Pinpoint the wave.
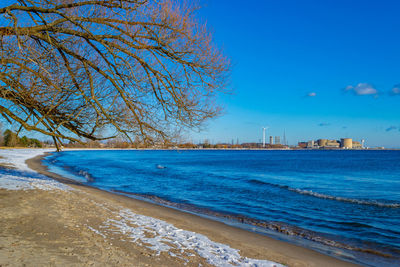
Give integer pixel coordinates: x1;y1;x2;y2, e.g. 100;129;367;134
51;163;94;183
111;189;398;259
249;179;400;208
76;169;94;182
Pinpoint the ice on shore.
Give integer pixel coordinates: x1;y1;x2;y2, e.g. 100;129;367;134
0;173;71;191
101;208;285;267
0;149;51;171
0;149;70;191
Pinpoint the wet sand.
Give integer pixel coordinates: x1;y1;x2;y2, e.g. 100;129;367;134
0;152;360;266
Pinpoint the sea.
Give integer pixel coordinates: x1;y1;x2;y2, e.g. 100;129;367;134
43;149;400;266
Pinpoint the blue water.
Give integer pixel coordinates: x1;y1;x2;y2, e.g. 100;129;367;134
44;150;400;266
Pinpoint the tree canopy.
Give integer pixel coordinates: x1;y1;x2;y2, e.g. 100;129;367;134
2;129;42;147
0;0;230;150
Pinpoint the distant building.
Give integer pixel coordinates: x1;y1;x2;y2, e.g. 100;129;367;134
352;141;362;149
316;139;339;148
298;142;307;148
269;136;273;145
307;140;315;148
275;136;281;145
318;139;328;147
341;138;353;149
324;139;340;148
298;137;365;149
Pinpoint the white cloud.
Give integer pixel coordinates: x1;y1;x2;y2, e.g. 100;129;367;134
307;92;316;97
345;83;378;96
391;85;400;95
345;85;354;91
354;83;377;95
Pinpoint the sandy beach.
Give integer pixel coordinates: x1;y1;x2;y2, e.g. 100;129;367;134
0;149;360;266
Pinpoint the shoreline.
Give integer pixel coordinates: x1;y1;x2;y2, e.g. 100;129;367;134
2;146;399;151
22;151;360;266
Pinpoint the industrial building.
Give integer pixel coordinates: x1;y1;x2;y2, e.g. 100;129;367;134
299;138;365;149
275;136;281;145
341;138;352;149
352;141;362;149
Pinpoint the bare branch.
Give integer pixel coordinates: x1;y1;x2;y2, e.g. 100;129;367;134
0;0;230;148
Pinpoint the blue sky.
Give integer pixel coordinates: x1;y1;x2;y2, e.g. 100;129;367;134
188;0;400;148
1;1;399;147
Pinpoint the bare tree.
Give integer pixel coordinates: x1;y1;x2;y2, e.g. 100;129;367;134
0;0;230;150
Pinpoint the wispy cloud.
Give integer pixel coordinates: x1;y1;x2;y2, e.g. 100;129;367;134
345;83;378;96
306;92;317;97
318;123;330;127
386;126;397;132
390;84;400;96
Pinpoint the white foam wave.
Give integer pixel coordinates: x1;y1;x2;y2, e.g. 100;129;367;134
289;188;400;208
250;178;400;208
99;208;285;267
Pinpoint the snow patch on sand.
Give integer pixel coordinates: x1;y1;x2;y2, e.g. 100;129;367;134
0;149;51;171
0;149;70;191
100;208;285;267
0;173;71;191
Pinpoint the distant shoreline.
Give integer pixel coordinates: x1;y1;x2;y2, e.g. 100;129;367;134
1;146;398;151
